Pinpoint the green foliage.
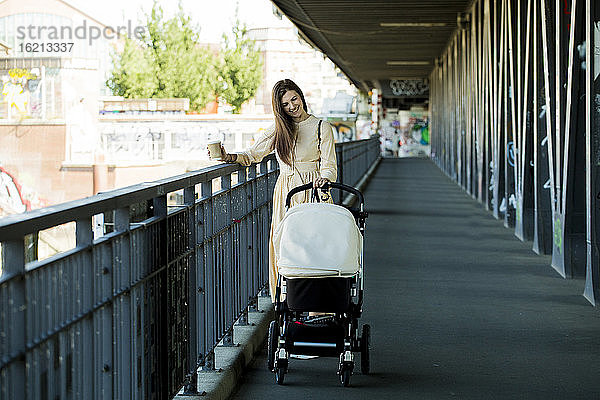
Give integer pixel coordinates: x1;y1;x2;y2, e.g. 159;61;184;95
107;2;219;111
107;2;263;113
106;37;157;98
218;21;263;113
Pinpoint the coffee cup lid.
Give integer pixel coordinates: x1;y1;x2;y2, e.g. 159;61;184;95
207;140;221;144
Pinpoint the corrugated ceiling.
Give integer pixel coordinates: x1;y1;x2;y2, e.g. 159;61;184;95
271;0;473;91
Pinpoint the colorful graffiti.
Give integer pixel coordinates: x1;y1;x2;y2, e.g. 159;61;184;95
330;121;356;142
1;68;40;120
0;166;48;216
0;166;29;215
554;216;563;253
389;80;429;96
507;141;516;167
380;117;430;157
2;80;28;113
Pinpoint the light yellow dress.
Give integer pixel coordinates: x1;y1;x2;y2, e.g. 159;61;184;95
234;115;337;301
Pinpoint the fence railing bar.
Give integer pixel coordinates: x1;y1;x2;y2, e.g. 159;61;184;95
0;158;274;240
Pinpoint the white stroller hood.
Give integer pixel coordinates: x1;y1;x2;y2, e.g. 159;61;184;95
273;202;362;278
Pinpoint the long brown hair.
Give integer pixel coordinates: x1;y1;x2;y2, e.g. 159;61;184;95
271;79;308;166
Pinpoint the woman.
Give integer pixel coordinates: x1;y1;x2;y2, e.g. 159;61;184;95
219;79;337;301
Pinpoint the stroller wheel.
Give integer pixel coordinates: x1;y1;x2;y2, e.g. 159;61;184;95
275;366;286;385
360;324;371;374
267;321;277;371
340;368;351;387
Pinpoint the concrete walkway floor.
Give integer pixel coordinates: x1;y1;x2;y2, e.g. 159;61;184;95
230;158;600;400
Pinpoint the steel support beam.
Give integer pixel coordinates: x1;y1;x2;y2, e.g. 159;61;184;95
532;0;554;254
584;0;600;304
431;0;595;302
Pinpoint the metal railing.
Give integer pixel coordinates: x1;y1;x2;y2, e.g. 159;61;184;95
334;135;381;204
0;135;380;400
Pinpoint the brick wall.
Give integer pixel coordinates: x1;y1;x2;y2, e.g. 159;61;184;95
0;124;93;209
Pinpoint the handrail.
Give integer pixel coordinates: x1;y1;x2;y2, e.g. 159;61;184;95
0;162;244;240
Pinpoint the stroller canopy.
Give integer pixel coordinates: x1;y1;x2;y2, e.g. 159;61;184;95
273;203;362;278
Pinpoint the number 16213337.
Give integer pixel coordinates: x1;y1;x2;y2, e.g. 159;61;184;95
19;42;74;53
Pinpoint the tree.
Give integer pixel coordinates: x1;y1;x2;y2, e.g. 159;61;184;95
219;21;263;113
106;37;157;98
106;2;219;111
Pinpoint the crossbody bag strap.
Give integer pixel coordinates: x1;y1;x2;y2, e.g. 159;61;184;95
316;120;330;201
317;120;323;172
318;120;322;153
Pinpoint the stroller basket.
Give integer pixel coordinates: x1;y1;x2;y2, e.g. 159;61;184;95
286;277;353;312
286;320;345;357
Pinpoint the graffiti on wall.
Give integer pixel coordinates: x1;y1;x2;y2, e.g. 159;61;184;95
0;166;49;216
389;80;429;97
330;121;356;142
507;141;516;167
99;119;273;163
0;68;41;120
0;166;29;215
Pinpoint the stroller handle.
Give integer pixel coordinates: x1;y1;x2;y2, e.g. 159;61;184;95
285;182;365;208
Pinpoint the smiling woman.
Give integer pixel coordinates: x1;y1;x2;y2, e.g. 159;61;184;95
215;79;338;301
280;90;307;121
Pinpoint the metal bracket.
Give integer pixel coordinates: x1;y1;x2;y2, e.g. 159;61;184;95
220;330;239;347
182;372;200;395
237;309;249;326
200;351;215;371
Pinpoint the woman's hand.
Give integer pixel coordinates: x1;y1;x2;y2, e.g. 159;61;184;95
313;177;330;188
206;145;236;162
218;145;227;161
220;146;238;163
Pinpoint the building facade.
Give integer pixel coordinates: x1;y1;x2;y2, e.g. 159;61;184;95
0;0;123;213
248;25;357;116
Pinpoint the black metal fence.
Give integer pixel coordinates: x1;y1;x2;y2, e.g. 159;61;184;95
334;136;381;204
0;135;380;400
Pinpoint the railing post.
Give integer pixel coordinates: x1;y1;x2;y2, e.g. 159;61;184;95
76;218;94;399
583;0;600;305
2;239;26;400
76;218;93;245
336;144;344;204
247;165;258;304
237;167;248;316
221;174;233;346
183;186;199;395
113;207;132;399
339;145;345;186
260;161;269;289
200;179;214;371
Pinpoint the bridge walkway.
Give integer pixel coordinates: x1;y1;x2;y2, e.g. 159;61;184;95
230;158;600;400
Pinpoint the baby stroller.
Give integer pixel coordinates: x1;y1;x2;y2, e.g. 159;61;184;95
268;182;370;387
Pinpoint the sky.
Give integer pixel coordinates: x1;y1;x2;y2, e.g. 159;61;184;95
64;0;288;43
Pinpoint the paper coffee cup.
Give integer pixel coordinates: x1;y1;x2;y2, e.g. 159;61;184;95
207;140;222;159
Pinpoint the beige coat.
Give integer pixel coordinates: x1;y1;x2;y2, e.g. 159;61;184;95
235;115;337;300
